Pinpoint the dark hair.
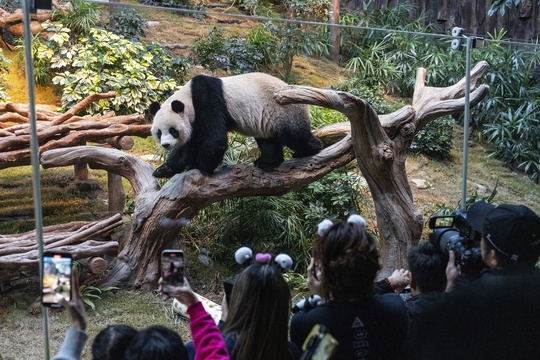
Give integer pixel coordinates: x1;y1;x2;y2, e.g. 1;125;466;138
313;220;380;302
223;262;293;360
407;242;446;293
122;325;187;360
92;324;137;360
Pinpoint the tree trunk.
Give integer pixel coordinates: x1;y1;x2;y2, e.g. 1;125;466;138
38;62;489;288
274;61;489;276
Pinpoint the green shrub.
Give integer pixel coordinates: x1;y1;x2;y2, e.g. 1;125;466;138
0;48;10;102
33;23;189;115
257;0;329;81
410;116;455;160
483;102;540;181
309;106;348;129
246;25;277;67
190;27;264;74
108;6;149;41
468;30;540;127
330;79;397;115
53;0;101;37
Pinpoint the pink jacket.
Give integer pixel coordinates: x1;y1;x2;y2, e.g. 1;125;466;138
187;301;229;360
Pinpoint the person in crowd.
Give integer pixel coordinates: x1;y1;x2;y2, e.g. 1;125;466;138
92;325;137;360
187;253;300;360
121;324;187;360
410;265;540;360
53;267;229;360
405;241;446;326
402;241;446;358
374;267;410;294
408;201;540;360
222;256;300;360
372;241;446;328
51;266;88;360
290;215;408;360
446;201;540;291
158;276;229;360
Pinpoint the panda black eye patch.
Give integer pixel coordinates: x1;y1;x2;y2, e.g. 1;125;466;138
169;127;179;139
157;129;162;139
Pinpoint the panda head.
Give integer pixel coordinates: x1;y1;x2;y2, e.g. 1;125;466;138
150;94;194;150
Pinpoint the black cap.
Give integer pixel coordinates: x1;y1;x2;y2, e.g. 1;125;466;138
468;201;540;263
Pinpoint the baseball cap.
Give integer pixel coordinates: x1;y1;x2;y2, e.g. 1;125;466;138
467;201;540;263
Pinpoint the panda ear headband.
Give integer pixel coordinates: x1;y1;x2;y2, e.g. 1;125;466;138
233;246;293;272
317;214;367;237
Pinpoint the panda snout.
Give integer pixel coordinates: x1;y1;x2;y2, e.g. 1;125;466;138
162;142;172;149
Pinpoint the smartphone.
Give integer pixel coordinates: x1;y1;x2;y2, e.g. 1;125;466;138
223;279;234;304
161;250;185;294
300;324;339;360
223;271;242;304
41;251;72;307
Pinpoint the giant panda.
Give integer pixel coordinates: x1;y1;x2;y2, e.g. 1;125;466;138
149;72;322;177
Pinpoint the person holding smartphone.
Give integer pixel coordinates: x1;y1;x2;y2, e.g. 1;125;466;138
51;262;229;360
51;265;88;360
157;275;230;360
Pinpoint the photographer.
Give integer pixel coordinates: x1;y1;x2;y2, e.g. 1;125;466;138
408;202;540;360
445;201;540;291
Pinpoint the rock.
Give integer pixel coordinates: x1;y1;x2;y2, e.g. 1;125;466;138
476;184;488;194
411;178;429;189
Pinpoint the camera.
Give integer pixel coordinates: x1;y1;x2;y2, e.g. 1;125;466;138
428;209;485;278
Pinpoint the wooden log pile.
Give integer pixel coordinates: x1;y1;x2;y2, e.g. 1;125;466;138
0;92;153;283
0;213;123;282
0;92;151;169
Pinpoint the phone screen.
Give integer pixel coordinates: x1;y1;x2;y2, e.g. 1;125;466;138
161;250;185;294
42;251;72;307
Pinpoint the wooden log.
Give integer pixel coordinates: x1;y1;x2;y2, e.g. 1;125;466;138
0;240;118;282
108;172;125;215
0;215;122;256
51;92;117;125
78;257;109;275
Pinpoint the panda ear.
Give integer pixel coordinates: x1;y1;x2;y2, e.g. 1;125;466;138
149;102;161;116
171;100;185;113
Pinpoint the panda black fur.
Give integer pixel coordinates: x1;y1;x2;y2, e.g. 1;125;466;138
150;72;322;177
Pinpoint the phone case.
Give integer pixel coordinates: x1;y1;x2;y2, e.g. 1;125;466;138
41;251;72;307
161;250;185;293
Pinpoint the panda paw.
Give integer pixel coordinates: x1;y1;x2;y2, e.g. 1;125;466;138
153;164;176;178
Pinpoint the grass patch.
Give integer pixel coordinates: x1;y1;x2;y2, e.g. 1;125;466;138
2;48;62;106
0;166;110;234
0;283;192;360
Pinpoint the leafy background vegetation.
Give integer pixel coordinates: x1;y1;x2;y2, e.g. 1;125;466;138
0;1;539;358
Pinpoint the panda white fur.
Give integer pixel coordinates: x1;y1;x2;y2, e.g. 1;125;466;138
149;72;322;177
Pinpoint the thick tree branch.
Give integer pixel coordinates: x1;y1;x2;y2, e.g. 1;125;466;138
412;61;490;130
41;146;158;195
